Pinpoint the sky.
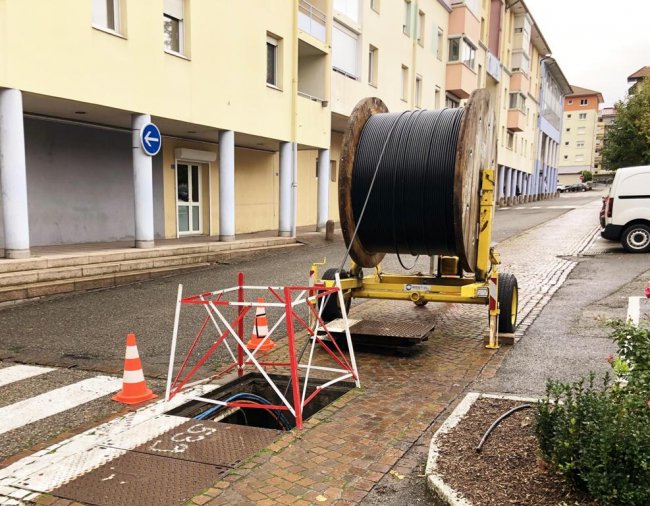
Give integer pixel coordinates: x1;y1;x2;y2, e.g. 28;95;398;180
524;0;650;107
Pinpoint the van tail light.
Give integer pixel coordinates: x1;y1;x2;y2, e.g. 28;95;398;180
606;197;613;218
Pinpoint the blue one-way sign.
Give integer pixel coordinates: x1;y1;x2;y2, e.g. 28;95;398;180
140;123;161;156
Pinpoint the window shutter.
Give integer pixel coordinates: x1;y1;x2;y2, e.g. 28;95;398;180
164;0;183;19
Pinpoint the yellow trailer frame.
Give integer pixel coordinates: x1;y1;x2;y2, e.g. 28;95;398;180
312;168;508;348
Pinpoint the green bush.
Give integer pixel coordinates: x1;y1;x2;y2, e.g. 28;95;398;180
535;321;650;505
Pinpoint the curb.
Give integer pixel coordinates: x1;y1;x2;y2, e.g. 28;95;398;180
425;392;539;506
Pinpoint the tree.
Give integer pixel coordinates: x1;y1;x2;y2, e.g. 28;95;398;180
602;78;650;170
581;170;592;182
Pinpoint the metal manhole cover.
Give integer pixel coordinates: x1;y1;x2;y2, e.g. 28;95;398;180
134;420;281;468
52;451;228;506
349;320;435;337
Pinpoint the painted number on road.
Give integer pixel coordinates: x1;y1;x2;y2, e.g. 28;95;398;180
148;423;217;454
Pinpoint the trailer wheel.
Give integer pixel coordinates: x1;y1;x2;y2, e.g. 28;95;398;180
498;273;518;333
414;299;429;307
318;268;352;322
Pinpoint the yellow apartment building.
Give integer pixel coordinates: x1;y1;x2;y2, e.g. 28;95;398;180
0;0;334;258
0;0;569;259
558;86;603;185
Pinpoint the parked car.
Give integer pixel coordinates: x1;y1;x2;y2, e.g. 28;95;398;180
601;165;650;253
557;184;569;192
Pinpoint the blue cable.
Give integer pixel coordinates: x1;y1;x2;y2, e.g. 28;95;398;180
194;393;291;430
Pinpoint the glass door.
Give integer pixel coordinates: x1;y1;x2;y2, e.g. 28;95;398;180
176;163;201;234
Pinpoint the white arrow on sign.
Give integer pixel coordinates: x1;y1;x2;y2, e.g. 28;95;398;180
144;130;160;148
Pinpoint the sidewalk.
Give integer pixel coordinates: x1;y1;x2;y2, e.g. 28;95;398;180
184;203;608;504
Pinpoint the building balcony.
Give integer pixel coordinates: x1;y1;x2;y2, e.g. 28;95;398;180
507;109;526;132
509;71;529;93
298;0;327;43
297;94;329;148
486;51;500;82
449;2;480;42
446;62;476;100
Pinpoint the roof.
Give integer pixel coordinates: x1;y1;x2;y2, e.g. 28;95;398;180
628;66;650;81
567;85;604;103
543;58;572;95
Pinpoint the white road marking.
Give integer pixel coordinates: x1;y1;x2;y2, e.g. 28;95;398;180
0;384;218;498
0;376;121;435
0;365;55;388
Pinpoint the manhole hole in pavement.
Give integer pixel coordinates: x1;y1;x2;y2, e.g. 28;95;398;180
167;372;353;431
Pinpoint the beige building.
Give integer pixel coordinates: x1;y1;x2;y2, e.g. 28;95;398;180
0;0;570;259
558;86;603;185
594;106;616;176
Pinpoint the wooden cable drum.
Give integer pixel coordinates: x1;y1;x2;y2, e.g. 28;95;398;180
338;89;496;272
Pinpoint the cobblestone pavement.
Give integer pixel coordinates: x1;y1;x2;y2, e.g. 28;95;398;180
166;202;604;506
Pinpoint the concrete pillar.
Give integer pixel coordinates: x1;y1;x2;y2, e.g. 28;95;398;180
522;174;529;202
316;149;330;232
0;88;30;258
498;165;505;204
219;130;235;241
279;142;293;237
131;114;155;248
505;167;513;205
516;171;523;203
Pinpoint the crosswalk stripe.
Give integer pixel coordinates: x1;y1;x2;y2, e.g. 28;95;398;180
0;365;55;388
0;384;217;497
0;376;122;436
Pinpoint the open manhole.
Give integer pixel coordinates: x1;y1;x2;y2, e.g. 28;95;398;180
167;372;354;431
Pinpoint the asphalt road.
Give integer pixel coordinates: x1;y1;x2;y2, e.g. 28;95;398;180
0;192;600;378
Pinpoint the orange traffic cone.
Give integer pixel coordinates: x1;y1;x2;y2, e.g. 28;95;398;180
246;297;276;352
112;333;157;405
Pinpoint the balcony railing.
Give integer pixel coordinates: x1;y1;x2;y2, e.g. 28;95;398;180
298;0;326;42
486;51;500;82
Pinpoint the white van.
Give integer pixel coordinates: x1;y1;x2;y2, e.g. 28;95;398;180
600;165;650;253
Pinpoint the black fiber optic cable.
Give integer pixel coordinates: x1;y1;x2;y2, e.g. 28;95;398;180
351;107;465;261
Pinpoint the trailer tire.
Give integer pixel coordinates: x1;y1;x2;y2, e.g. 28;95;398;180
318;268;352;322
498;273;518;333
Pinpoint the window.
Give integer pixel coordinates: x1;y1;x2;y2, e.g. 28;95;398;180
415;75;422;107
435;87;441;108
370;0;380;13
508;92;526;111
330;160;338;182
417;10;425;46
580;98;588;105
401;65;409;101
448;37;476;69
445;94;459;108
566;128;570;132
577;126;586;135
163;0;184;54
576;140;585;148
575;154;585;162
368;45;378;86
403;0;413;35
92;0;120;32
436;28;443;60
266;35;280;87
567;114;572;118
563;155;568;160
564;141;569;146
448;38;460;62
506;131;514;150
332;22;359;79
568;99;573;104
579;112;587;120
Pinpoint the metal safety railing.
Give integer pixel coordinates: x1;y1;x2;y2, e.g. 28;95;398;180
298;0;326;42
